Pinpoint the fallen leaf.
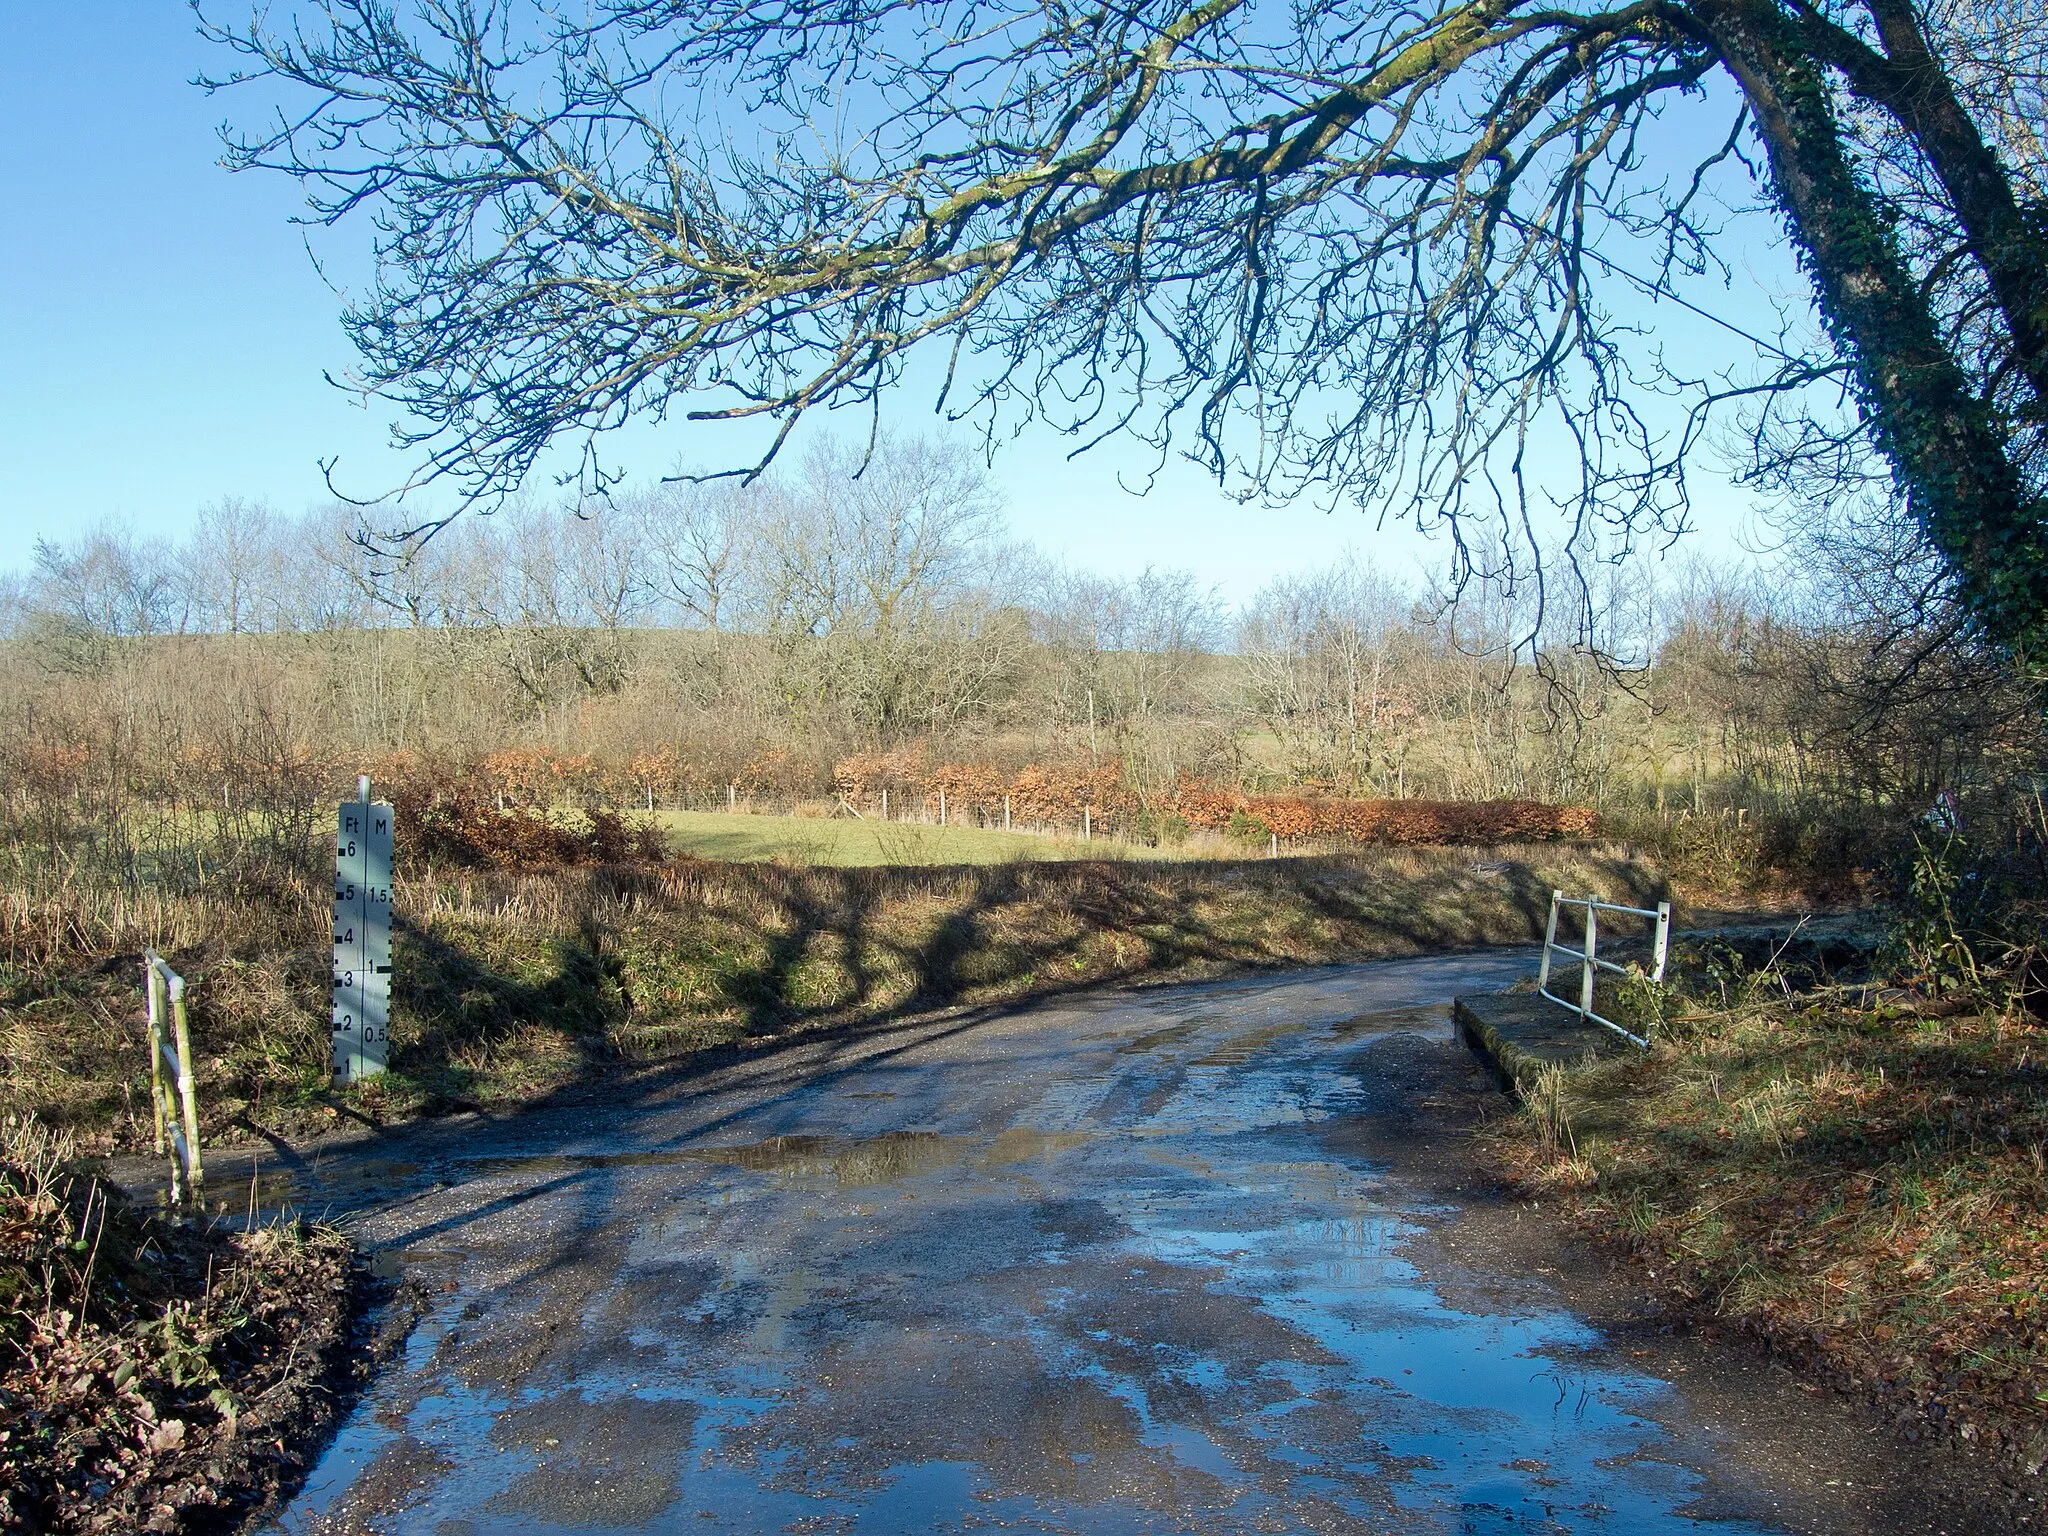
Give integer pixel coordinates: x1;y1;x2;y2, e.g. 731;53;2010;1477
148;1419;188;1453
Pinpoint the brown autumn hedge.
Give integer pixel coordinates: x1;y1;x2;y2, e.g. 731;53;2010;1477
386;779;668;869
1168;788;1600;844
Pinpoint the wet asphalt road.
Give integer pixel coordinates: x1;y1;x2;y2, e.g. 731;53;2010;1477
244;951;1972;1534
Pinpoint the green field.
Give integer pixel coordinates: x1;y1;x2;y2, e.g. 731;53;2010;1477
657;810;1196;866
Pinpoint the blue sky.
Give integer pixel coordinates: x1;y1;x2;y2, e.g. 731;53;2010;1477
1;5;1796;603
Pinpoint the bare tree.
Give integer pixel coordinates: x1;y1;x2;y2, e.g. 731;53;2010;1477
182;497;281;634
628;477;764;631
1240;555;1412;793
403;501;651;713
775;436;1003;635
1034;566;1221;787
27;526;187;671
202;0;2048;659
0;570;28;640
263;507;372;633
703;432;1011;733
1739;483;2037;800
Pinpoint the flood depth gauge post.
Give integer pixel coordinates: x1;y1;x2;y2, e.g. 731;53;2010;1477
333;775;394;1084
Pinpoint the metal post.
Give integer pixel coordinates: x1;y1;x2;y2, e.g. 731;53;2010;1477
1652;900;1672;983
168;972;203;1201
1579;895;1599;1023
333;788;394;1085
1537;889;1560;994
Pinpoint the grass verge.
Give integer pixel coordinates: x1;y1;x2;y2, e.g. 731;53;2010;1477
655;808;1208;865
0;1115;372;1533
6;844;1659;1153
1492;968;2048;1474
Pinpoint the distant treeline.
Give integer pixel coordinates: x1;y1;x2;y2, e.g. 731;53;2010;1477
1;434;2035;901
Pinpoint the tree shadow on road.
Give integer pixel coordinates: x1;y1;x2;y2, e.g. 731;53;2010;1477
363;844;1664;1126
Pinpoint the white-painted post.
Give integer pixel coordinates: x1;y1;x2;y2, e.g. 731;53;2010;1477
146;950;203;1206
145;963;167;1157
144;962;180;1206
1269;832;1278;858
1652;900;1673;983
939;790;946;826
1003;795;1011;831
1578;895;1599;1023
728;782;737;813
168;972;202;1202
1083;807;1091;841
1537;889;1561;993
882;787;889;821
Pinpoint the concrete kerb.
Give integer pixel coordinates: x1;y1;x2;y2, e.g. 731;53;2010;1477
1454;990;1633;1098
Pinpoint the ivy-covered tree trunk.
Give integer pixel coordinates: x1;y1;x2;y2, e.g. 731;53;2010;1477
1695;0;2048;660
1784;0;2048;418
1849;0;2048;420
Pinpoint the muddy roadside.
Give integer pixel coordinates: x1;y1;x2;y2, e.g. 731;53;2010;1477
1324;1025;2046;1536
0;1119;424;1536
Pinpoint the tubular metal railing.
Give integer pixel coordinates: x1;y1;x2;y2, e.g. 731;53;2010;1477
144;949;204;1206
1536;891;1673;1049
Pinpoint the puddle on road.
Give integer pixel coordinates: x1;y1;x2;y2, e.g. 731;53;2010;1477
689;1129;973;1186
1187;1022;1295;1070
1330;1002;1452;1040
453;1130;990;1188
268;965;1785;1536
243;1127;1102;1233
1116;1017;1215;1054
131;1157;426;1222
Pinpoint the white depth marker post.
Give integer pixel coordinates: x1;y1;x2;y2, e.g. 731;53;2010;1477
333;775;394;1085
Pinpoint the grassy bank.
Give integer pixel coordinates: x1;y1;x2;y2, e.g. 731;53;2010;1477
5;844;1660;1153
1496;967;2048;1473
